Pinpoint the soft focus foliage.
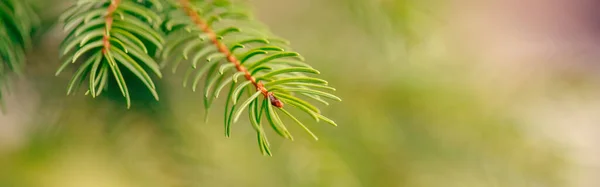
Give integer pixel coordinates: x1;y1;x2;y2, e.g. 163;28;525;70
0;0;39;109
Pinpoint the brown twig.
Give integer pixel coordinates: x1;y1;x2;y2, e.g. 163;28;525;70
179;0;283;108
102;0;120;54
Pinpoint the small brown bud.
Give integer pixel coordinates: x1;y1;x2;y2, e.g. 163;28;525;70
268;93;284;108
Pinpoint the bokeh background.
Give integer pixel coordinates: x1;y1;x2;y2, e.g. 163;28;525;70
2;0;600;186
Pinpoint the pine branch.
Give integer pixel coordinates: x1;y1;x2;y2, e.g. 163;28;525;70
57;0;164;108
163;0;341;155
0;0;39;111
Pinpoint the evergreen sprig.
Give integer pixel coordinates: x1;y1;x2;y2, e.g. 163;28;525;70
0;0;343;155
162;0;341;155
57;0;164;108
0;0;39;109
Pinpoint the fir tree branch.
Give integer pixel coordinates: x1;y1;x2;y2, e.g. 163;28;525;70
57;0;164;108
163;0;341;155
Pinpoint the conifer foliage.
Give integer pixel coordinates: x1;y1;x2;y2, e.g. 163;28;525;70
162;0;341;155
58;0;164;107
2;0;340;155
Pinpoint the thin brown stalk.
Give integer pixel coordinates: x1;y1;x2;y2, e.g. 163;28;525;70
102;0;121;54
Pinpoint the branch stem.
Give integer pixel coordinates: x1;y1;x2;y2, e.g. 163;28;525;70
102;0;120;54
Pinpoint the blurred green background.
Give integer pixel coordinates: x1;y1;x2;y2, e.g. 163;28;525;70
3;0;600;186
